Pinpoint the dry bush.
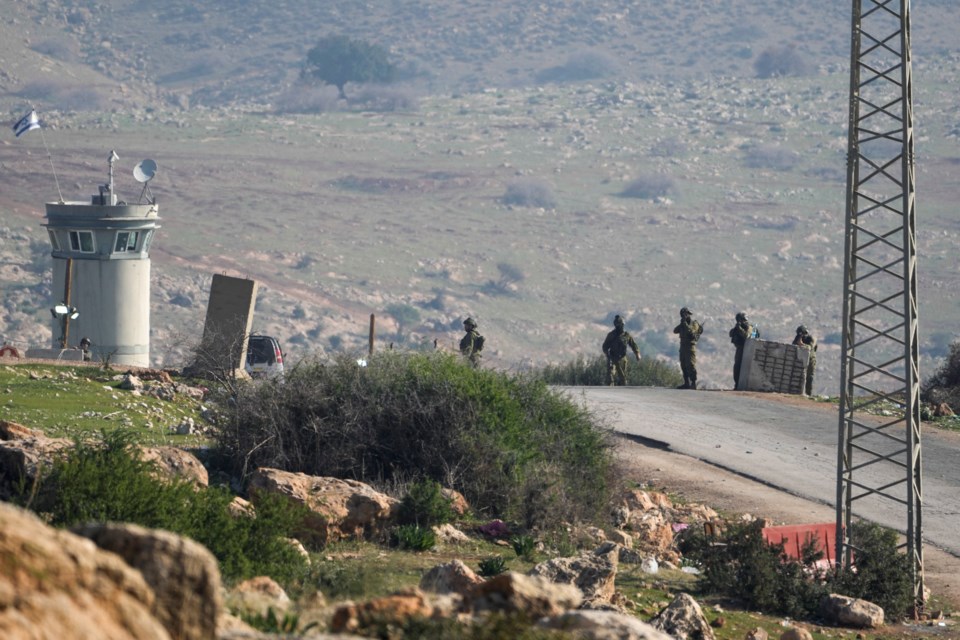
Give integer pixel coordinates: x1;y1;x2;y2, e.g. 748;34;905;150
619;174;676;199
502;179;556;208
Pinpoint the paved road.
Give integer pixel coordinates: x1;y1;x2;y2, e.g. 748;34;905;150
560;387;960;558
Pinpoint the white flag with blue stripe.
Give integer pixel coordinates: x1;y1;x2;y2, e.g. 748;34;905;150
13;110;41;137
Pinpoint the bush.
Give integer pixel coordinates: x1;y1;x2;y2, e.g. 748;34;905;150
535;49;620;84
529;354;683;388
831;522;914;621
754;43;813;78
17;430;309;584
396;479;455;527
510;534;536;560
391;524;437;551
478;555;507;577
619;174;675;200
924;339;960;390
681;520;915;622
502;179;557;208
683;521;828;619
214;351;616;531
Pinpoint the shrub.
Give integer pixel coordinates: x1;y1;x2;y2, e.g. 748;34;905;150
830;522;914;621
529;354;683;388
510;534;536;560
619;174;675;200
683;521;828;619
925;339;960;390
391;524;437;551
478;555;507;577
535;49;620;84
214;351;616;531
754;43;813;79
17;430;308;584
502;179;557;208
396;479;455;527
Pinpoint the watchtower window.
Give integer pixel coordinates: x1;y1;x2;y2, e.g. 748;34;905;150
114;231;140;253
68;231;95;253
48;230;61;251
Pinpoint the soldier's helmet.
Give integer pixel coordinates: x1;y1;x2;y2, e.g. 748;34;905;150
735;312;747;322
463;317;477;330
614;315;624;327
680;307;691;317
796;325;807;334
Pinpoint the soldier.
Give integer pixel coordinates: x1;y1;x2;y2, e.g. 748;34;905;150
728;312;757;390
673;307;704;389
459;317;484;367
792;325;818;396
79;337;92;362
602;315;641;386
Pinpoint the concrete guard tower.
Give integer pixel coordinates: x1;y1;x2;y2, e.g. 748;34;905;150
42;152;161;367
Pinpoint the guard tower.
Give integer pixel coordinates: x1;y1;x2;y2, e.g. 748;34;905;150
42;152;161;367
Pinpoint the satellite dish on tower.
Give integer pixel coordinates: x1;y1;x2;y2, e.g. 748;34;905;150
134;159;157;183
133;159;157;204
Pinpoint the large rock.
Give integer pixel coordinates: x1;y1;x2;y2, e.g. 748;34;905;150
539;610;676;640
139;445;209;488
72;521;222;640
819;593;884;628
528;541;619;607
225;576;291;619
330;587;434;633
0;423;71;499
464;571;582;617
0;501;171;639
649;592;715;640
248;468;398;546
419;559;485;595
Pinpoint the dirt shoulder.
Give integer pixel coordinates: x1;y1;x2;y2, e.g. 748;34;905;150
613;433;960;611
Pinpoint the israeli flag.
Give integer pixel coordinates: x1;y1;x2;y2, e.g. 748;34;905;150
13;110;40;137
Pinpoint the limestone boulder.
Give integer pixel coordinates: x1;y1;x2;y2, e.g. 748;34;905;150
139;445;209;488
0;424;71;499
72;521;222;640
539;609;676;640
248;467;398;546
331;587;434;633
649;592;715;640
779;628;814;640
527;542;619;607
626;510;675;554
464;571;582;617
419;559;485;596
225;576;291;619
819;593;884;628
0;501;170;639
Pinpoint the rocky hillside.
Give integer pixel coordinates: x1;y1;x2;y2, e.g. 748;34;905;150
2;1;959;392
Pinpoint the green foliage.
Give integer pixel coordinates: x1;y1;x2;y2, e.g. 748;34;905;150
302;35;396;98
529;354;683;388
682;520;916;622
17;430;308;584
478;555;507;577
925;339;960;390
510;534;536;560
682;522;828;619
240;608;317;634
396;479;455;527
831;522;915;621
391;524;437;551
215;351;616;531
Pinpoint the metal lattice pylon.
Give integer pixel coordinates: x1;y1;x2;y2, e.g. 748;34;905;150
836;0;922;609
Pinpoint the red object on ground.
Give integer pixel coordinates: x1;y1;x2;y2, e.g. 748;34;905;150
762;522;837;566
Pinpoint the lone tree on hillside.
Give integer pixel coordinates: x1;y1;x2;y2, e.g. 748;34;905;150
302;35;396;99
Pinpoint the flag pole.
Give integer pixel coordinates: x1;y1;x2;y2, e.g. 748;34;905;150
31;106;64;203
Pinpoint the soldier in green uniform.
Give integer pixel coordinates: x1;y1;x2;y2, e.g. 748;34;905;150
459;317;484;367
792;325;818;396
728;312;757;390
673;307;703;389
602;315;641;386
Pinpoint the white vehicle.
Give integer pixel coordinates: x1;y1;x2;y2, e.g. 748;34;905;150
245;335;284;378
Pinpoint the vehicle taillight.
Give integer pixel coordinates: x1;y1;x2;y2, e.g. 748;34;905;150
275;347;283;363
